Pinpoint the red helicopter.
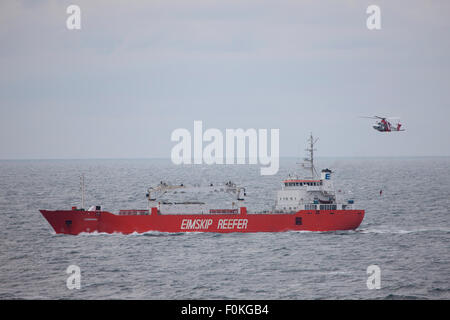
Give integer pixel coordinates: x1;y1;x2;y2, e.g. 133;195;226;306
362;116;405;132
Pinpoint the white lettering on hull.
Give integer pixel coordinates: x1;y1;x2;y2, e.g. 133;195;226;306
217;218;248;230
180;219;248;230
181;219;213;230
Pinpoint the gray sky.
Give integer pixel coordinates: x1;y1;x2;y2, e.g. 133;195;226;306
1;0;449;159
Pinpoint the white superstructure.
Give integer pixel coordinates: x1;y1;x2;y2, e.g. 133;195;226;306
273;134;354;213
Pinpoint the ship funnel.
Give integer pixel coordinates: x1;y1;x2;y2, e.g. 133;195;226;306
321;168;334;191
321;169;332;180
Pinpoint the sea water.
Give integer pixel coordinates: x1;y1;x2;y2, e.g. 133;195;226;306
0;157;448;299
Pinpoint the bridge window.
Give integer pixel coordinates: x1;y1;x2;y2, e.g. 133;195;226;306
319;204;338;210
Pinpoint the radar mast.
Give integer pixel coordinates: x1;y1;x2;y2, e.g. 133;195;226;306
302;133;319;179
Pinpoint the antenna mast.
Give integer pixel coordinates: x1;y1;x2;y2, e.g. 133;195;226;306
302;133;319;179
80;174;85;209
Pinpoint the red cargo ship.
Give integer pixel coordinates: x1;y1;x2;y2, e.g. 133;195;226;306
40;135;364;234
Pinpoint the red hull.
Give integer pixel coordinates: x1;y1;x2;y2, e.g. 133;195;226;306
39;208;364;235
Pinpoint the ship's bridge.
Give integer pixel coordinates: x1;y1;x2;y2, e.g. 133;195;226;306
274;169;339;213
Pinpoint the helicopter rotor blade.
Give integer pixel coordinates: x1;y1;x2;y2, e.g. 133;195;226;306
360;116;384;120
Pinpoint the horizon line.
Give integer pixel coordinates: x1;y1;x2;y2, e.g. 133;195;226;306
0;155;449;161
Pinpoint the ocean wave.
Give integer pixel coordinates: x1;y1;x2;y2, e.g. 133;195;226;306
357;228;450;235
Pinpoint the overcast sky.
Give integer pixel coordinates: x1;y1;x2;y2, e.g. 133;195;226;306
1;0;449;159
